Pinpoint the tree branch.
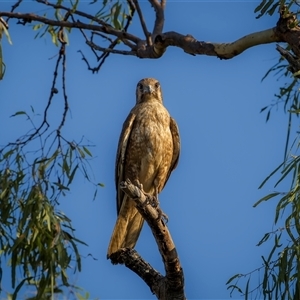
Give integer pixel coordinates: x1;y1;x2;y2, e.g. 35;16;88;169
212;28;281;59
132;0;152;45
109;179;185;300
149;0;165;37
274;5;300;58
133;28;281;59
1;5;299;63
86;40;136;56
276;44;300;77
0;11;140;43
36;0;111;27
114;248;165;294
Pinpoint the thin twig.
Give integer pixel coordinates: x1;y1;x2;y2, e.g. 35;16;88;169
36;0;108;27
7;0;23;22
57;44;69;135
77;50;99;73
92;31;114;43
86;40;136;56
132;0;152;45
37;0;138;47
8;49;63;147
74;0;136;72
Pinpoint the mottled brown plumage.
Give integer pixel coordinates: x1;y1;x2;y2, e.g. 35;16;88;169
107;78;180;259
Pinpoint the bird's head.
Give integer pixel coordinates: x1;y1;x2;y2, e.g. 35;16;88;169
136;78;163;104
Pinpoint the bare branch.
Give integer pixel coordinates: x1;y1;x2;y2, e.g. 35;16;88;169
7;0;23;22
86;40;136;56
122;38;137;50
57;44;69;135
7;43;70;149
92;31;114;44
114;248;165;294
11;0;23;11
149;28;282;59
0;11;140;43
149;0;165;37
212;28;281;59
132;0;152;45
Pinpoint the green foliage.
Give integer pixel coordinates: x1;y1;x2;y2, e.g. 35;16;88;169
0;17;12;80
227;3;300;298
31;0;130;46
260;43;300;160
0;107;100;299
227;103;300;299
92;0;132;30
254;0;298;18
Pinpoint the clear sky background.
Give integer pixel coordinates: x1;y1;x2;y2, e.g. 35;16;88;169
0;1;295;299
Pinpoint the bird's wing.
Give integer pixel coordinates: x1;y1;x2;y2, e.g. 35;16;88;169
115;111;136;214
162;116;180;190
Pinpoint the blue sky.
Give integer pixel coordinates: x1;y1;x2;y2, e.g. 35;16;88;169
0;1;294;299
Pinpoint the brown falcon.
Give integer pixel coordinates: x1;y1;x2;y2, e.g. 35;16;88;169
107;78;180;259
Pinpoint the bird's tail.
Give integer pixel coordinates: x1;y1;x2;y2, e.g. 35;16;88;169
107;196;144;259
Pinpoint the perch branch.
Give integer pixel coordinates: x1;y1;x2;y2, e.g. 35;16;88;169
114;179;185;300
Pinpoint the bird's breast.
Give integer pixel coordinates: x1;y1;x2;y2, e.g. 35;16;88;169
133;104;171;152
125;102;173;193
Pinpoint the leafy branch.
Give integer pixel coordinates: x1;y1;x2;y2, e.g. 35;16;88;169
227;132;300;299
0;32;101;299
2;0;299;71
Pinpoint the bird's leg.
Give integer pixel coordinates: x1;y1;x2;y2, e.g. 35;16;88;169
133;180;155;207
134;180;168;223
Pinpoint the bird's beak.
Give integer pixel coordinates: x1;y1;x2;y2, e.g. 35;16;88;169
143;84;154;94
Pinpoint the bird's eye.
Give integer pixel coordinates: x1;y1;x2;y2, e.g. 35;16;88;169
155;82;160;89
138;83;143;90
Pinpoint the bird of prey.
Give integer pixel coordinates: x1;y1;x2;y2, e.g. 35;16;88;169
107;78;180;259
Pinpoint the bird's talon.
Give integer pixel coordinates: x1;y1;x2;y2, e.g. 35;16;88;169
162;212;169;223
156;208;168;223
150;196;159;207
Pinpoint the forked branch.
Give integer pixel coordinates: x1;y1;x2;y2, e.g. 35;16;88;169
149;0;165;38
